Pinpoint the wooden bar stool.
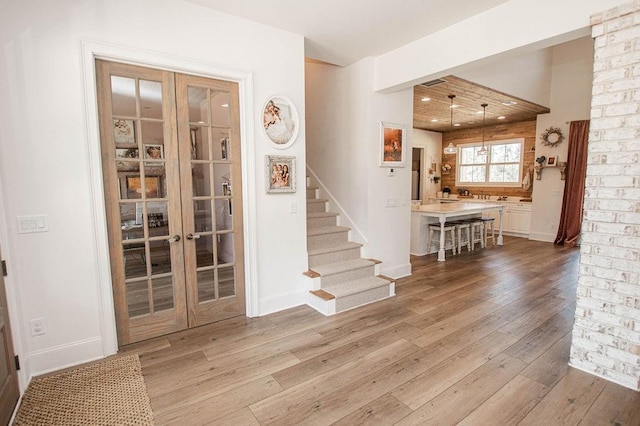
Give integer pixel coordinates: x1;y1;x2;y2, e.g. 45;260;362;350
449;220;471;254
466;219;485;250
427;222;457;256
480;217;496;246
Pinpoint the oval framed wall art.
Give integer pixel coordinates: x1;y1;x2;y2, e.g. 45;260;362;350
261;95;299;149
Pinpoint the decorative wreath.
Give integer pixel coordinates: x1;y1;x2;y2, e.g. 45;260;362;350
541;126;564;147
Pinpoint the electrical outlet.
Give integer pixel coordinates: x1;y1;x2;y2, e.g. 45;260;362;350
30;318;46;336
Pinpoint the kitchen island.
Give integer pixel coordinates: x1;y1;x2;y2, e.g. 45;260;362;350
410;202;505;261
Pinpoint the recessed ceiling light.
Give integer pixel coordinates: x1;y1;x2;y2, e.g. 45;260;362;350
421;97;431;102
476;110;484;114
501;101;517;106
497;116;506;120
221;103;229;108
430;119;438;122
450;104;459;109
454;123;461;127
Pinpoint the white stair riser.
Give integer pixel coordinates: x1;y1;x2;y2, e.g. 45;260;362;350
307;200;327;214
335;284;394;313
306;188;317;199
320;265;375;287
307;231;349;249
307;293;336;316
309;247;362;267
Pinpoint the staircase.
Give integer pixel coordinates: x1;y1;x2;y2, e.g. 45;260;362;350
305;177;395;315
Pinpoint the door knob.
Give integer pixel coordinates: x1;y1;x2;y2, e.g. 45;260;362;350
186;233;201;240
167;235;181;243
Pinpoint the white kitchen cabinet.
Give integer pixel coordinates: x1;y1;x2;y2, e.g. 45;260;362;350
508;203;532;235
482;202;531;237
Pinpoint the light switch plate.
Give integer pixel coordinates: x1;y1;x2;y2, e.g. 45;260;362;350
17;215;49;234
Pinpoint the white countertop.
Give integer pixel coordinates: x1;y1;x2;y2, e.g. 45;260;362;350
412;202;504;214
427;197;531;204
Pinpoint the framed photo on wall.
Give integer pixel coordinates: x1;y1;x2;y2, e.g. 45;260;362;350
126;176;161;199
113;119;135;144
380;122;406;167
266;155;296;193
546;156;557;167
262;95;299;149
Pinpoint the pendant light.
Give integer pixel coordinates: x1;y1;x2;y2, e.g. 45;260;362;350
443;94;457;155
477;103;488;156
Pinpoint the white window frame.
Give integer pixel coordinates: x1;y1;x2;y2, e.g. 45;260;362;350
455;137;524;187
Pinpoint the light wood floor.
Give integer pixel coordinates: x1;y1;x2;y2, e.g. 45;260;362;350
122;236;640;425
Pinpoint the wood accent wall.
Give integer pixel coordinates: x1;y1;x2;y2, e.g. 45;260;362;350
441;120;536;199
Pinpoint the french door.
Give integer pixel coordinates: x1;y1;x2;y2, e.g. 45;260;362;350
0;246;19;425
96;60;245;345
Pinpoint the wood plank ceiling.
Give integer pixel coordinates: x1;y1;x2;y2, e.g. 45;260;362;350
413;75;550;133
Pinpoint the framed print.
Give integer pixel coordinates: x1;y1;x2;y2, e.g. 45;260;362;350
266;155;296;193
221;137;229;160
114;119;135;144
262;95;299;149
546;156;557;167
190;128;197;159
144;144;164;160
126;176;160;199
115;147;140;172
380;122;406;167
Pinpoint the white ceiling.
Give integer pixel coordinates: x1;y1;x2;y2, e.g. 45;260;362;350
184;0;510;66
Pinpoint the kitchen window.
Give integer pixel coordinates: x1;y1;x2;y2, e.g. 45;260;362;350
456;138;524;186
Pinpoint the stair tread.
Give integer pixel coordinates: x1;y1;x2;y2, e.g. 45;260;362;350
307;211;338;219
322;276;394;298
308;241;362;256
307;225;350;237
307;198;328;204
311;258;374;276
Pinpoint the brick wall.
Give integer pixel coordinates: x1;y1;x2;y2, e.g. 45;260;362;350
570;1;640;390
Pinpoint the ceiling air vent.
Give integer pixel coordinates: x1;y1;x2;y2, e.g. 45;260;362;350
419;78;447;87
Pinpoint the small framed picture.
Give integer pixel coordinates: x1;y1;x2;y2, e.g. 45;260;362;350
144;144;164;160
114;119;135;144
126;176;160;199
190;128;198;159
221;137;229;160
546;156;557;167
222;182;231;196
380;122;406;167
266;155;296;193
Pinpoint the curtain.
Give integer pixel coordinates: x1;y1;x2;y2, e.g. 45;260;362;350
554;120;590;246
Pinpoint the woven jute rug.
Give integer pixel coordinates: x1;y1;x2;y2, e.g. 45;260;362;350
13;354;154;425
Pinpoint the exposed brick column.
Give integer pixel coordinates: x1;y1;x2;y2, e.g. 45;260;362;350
570;1;640;390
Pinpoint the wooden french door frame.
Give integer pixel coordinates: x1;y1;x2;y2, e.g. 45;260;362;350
0;244;19;425
96;60;246;345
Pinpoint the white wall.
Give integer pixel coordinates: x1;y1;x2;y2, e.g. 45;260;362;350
457;48;554;108
530;37;595;241
411;129;443;202
0;0;308;385
374;0;626;92
306;58;413;278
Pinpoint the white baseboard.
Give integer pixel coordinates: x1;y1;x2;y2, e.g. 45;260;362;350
528;232;556;242
381;262;412;279
24;336;105;382
258;289;307;317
